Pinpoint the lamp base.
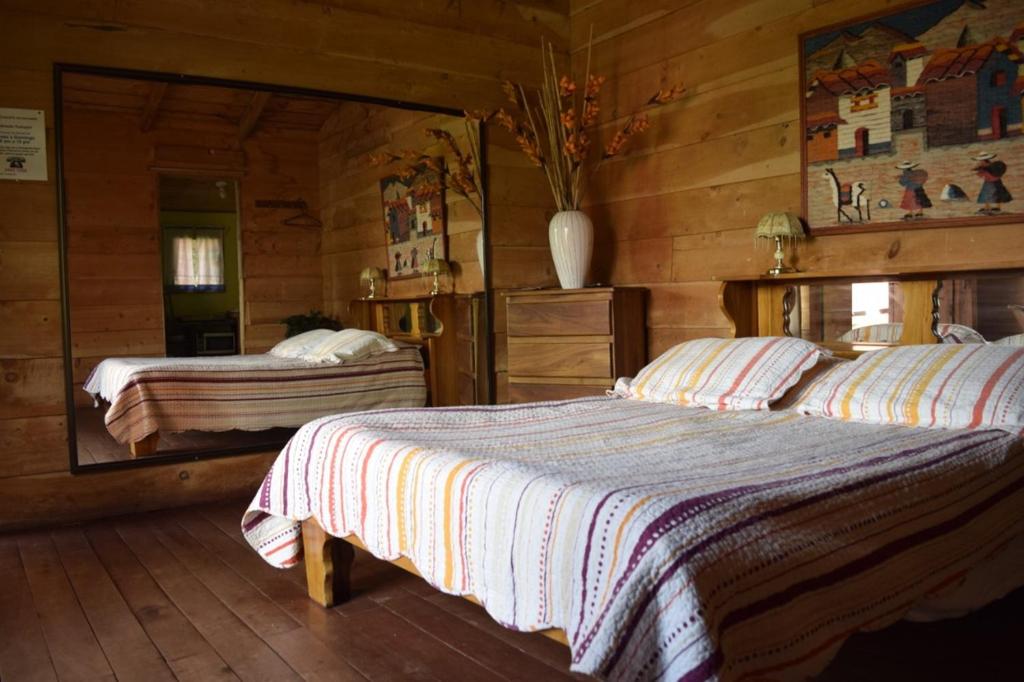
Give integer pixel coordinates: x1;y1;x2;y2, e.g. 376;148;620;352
766;236;798;277
766;265;797;277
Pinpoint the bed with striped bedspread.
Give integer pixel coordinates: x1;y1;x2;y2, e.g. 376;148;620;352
243;396;1024;681
85;346;425;445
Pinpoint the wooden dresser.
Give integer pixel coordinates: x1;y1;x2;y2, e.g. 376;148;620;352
505;287;646;403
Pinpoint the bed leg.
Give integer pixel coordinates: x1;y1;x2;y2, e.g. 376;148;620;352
129;431;160;457
301;518;354;607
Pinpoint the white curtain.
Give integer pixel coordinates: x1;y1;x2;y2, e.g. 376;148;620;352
172;234;225;290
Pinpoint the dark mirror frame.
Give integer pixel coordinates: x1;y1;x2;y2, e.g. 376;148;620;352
56;63;494;474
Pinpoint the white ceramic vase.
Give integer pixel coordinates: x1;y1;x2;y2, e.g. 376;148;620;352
548;210;593;289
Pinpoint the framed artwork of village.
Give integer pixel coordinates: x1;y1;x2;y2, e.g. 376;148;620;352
380;160;447;279
800;0;1023;234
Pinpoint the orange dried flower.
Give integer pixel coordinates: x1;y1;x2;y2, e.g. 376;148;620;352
626;114;650;135
464;109;493;122
495;109;517;133
559;75;577;98
367;151;401;166
560;109;576;130
563;131;590;163
603;114;650;159
647;83;686;106
501;81;519;106
581;99;600;127
584;74;606;98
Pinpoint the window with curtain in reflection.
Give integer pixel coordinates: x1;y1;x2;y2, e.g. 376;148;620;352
170;231;225;292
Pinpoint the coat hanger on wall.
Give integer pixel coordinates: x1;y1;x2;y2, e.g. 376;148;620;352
254;198;323;228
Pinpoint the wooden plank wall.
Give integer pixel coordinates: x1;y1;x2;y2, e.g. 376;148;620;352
318;105;485;322
571;0;1024;359
0;0;569;529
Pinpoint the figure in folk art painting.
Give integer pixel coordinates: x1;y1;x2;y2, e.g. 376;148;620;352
896;161;931;220
973;152;1013;214
823;168;871;223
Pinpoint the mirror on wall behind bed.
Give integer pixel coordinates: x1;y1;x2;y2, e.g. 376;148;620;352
791;272;1024;348
57;65;490;472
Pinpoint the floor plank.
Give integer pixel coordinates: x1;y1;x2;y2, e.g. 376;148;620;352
424;591;578;675
17;533;116;681
382;591;578;681
115;519;303;681
174;510;443;680
84;525;240;682
153;515;367;681
50;527;177;682
174;508;505;680
0;536;59;682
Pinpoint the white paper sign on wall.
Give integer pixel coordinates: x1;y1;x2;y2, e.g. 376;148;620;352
0;108;48;182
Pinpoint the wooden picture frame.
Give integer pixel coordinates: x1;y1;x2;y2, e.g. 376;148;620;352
799;0;1024;235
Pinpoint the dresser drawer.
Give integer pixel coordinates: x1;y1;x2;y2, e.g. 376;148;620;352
507;341;612;378
507;299;611;336
509;382;610;403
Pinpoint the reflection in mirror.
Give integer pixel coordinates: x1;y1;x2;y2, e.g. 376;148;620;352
797;281;906;345
60;67;488;471
937;273;1024;345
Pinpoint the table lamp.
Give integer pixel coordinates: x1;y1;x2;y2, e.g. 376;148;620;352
359;266;385;299
755;212;805;276
424;258;450;296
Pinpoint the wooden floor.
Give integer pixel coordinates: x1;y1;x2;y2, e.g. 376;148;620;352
75;407;294;465
1;501;1021;681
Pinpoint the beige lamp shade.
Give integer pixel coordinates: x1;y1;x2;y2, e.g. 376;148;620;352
359;266;385;282
423;258;450;275
755;212;804;240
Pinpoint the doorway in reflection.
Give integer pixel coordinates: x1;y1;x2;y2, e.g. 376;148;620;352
160;176;241;357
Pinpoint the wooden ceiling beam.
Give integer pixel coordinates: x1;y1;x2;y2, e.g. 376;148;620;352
139;81;168;132
238;91;272;143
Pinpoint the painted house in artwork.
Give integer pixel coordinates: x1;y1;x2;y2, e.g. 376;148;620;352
920;37;1022;146
889;43;928;132
805;57;892;160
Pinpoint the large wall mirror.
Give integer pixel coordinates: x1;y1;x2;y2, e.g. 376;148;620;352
58;65;490;472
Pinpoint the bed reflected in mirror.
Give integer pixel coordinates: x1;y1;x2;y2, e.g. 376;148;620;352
936;272;1024;346
792;273;1024;349
795;280;906;346
59;66;487;471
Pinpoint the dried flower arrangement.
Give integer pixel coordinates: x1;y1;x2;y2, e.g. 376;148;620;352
368;112;490;216
495;32;685;211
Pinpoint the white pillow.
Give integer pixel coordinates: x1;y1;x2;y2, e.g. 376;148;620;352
616;336;828;410
268;329;337;359
302;329;398;364
795;344;1024;433
838;322;985;344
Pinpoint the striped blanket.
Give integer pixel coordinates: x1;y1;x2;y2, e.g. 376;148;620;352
242;397;1024;681
85;347;425;445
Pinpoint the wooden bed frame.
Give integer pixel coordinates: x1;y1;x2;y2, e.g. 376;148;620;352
129;431;160;457
299;517;570;646
296;269;1022;648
